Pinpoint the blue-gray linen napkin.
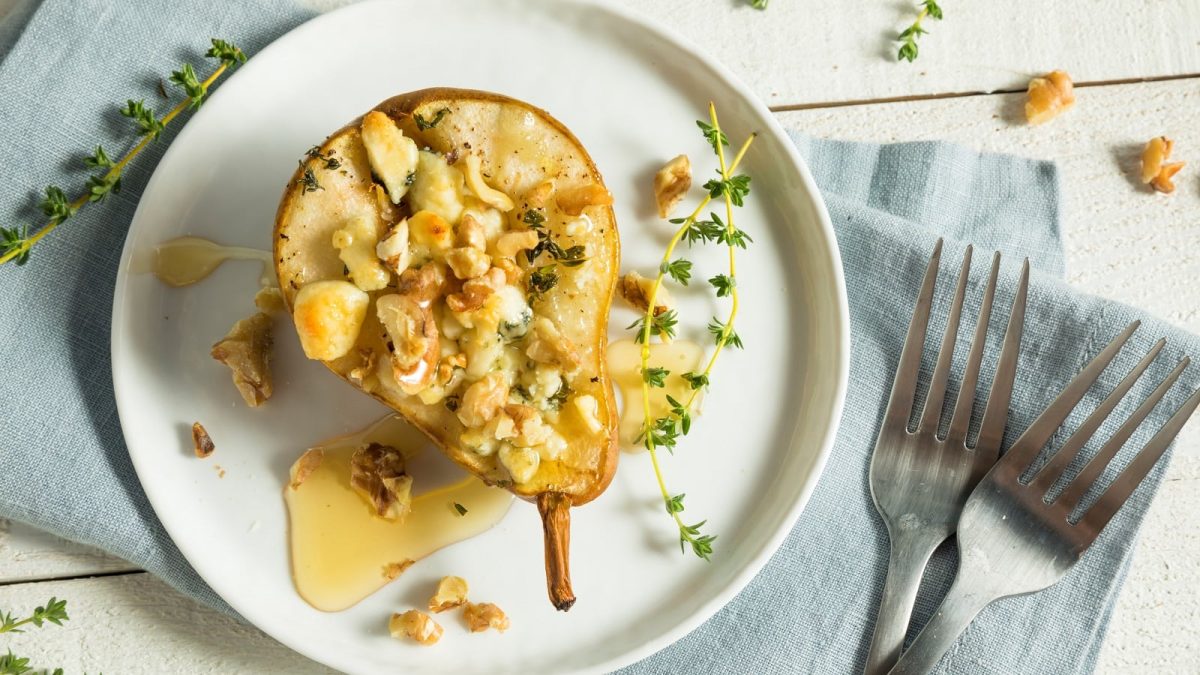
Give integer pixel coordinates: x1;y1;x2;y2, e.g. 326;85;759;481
1;2;1196;674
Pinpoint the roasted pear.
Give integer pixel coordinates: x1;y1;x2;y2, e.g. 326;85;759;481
274;89;620;610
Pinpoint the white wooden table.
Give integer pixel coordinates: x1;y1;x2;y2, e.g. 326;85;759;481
2;0;1198;672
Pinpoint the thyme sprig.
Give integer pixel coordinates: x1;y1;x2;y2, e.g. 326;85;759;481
0;598;68;675
897;0;943;62
634;103;756;561
0;38;247;267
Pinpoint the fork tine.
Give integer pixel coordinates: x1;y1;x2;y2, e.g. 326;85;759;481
1077;383;1200;536
1056;356;1189;512
883;239;943;431
946;252;1000;444
973;259;1030;455
1029;339;1166;493
917;246;972;434
1000;321;1141;471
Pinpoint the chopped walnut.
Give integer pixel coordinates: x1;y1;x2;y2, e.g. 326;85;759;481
211;311;274;407
428;576;469;613
653;154;692;218
382;560;413;580
618;271;672;317
526;179;555;208
457;372;510;428
458;213;488;250
192;422;215;458
373;183;401;224
436;353;467;385
389;610;443;646
445;246;492;280
376;219;412;276
447;267;505;312
1025;70;1075;125
504;403;552;446
349;442;413;521
556;183;613;216
377;293;439;394
1141;136;1186;194
253;287;286;315
395;263;447;305
288;448;323;489
494;230;540;258
493;256;523;285
463;602;510;633
347;348;378;387
525;317;581;372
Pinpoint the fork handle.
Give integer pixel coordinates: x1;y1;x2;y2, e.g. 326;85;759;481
863;530;943;675
888;574;995;675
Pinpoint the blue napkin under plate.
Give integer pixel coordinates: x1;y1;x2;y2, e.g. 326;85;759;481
2;2;1196;673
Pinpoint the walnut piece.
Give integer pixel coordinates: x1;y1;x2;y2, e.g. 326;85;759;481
376;293;439;394
349;442;413;521
395;263;447;305
555;183;613;216
1025;70;1075;125
525;316;581;373
446;267;505;313
428;576;469;613
494;230;540;258
462;602;510;633
457;372;510;428
618;271;672;317
210;311;274;407
191;422;215;458
288;448;324;490
653;154;692;218
253;287;285;315
382;560;413;580
389;610;442;646
1141;136;1186;194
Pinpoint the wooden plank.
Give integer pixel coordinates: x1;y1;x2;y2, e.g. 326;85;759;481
302;0;1200;108
0;573;336;674
0;519;136;584
777;77;1200;673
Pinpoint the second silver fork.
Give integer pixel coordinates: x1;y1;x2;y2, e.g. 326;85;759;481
864;241;1029;675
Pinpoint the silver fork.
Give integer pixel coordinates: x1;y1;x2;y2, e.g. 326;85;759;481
891;322;1200;674
864;240;1029;675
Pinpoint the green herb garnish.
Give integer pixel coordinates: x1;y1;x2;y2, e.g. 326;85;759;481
414;107;450;130
897;0;943;62
0;38;247;267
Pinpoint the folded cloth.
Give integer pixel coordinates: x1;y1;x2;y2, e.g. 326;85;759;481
0;2;1195;673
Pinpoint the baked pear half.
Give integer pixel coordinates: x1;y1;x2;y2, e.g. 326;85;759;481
274;89;620;611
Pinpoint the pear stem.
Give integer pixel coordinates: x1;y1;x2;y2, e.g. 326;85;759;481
537;491;575;611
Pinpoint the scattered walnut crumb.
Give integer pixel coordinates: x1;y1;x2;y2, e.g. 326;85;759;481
1024;70;1075;125
211;311;274;407
389;610;443;646
1141;136;1186;194
428;576;469;613
213;464;226;479
288;448;324;490
253;286;286;315
191;422;215;458
382;560;414;580
653;154;692;218
349;443;413;521
462;602;509;633
619;271;672;316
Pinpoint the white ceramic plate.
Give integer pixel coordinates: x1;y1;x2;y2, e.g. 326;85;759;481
110;1;849;672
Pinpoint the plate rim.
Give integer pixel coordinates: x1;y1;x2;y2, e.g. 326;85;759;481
109;0;851;671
